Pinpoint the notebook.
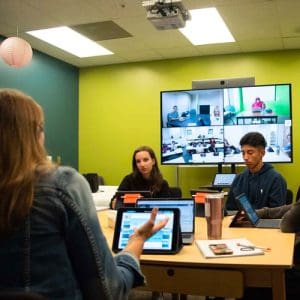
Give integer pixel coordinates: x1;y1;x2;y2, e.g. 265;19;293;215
196;238;265;258
212;173;236;188
136;198;195;244
234;193;281;228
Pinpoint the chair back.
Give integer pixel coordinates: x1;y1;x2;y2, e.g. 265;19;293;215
82;173;100;193
169;187;182;198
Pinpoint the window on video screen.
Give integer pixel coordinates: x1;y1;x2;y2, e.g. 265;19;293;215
161;84;292;165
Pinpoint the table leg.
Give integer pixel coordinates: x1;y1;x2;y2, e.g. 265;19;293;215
271;270;286;300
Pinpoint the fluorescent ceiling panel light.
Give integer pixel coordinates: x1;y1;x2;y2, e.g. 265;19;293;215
27;26;113;57
179;8;235;45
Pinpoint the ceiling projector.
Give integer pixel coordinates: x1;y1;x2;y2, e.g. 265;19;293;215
142;0;191;30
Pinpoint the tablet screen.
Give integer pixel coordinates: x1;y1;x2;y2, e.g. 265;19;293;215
112;208;179;253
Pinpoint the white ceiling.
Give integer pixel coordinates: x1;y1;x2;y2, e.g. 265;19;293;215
0;0;300;68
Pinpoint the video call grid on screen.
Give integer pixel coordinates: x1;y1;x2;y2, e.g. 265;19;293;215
118;210;175;250
160;84;292;165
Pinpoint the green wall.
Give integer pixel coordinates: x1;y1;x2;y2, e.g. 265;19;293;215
0;39;79;168
79;49;300;199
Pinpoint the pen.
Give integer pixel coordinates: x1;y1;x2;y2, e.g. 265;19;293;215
237;243;271;252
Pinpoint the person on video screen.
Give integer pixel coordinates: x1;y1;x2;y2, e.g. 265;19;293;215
168;105;180;121
251;97;266;112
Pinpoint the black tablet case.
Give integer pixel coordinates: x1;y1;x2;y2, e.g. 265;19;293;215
112;207;183;254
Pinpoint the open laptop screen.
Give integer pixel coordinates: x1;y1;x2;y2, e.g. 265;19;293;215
213;173;236;188
136;198;194;233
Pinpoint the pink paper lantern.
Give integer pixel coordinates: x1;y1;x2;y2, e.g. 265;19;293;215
0;37;32;68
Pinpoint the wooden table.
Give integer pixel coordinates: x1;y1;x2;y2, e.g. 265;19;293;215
98;210;295;300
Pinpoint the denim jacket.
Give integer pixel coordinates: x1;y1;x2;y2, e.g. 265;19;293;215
0;166;145;299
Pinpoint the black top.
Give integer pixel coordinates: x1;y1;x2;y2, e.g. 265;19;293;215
112;174;170;209
226;163;287;210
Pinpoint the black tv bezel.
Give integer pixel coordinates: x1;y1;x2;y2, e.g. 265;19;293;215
160;83;293;166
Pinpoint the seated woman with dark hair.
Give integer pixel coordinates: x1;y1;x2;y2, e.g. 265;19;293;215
111;146;170;209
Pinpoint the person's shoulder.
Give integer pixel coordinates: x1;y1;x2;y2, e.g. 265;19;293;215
162;178;170;186
265;163;285;177
122;173;133;180
230;171;247;187
263;164;286;183
52;166;86;188
119;173;135;185
54;166;79;179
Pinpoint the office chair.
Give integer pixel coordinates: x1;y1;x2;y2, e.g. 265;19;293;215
82;173;100;193
169;187;182;198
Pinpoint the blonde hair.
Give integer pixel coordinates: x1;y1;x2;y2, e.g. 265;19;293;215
0;89;54;236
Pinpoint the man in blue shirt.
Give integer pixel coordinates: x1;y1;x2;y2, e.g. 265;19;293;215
168;105;180;121
226;132;287;210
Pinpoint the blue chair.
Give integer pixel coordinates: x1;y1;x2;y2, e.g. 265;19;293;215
224;105;236;124
189;109;197;118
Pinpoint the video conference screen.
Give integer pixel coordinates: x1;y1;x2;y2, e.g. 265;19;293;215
160;84;292;165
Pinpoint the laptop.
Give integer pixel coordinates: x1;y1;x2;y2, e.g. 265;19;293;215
136;198;195;244
233;193;281;228
212;173;236;189
92;185;118;211
114;190;152;209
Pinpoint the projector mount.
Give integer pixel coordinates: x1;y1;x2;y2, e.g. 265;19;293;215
142;0;191;30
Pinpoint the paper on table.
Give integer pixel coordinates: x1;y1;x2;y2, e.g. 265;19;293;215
195;238;265;258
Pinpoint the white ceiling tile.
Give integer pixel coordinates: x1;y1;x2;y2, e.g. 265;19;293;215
238;38;283;52
0;0;299;67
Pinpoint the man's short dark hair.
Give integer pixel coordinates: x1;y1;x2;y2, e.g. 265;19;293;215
240;132;267;148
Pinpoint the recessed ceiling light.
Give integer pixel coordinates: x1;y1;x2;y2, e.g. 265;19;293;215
179;8;235;45
27;26;113;57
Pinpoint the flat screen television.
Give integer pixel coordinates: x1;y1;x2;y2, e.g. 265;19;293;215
160;83;292;165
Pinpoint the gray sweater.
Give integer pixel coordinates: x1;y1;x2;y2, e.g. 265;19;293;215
256;202;300;233
257;202;300;264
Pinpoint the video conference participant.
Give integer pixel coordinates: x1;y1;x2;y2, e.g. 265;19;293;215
111;146;170;209
251;97;266;112
226;132;287;210
168;105;180;121
0;89;168;300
